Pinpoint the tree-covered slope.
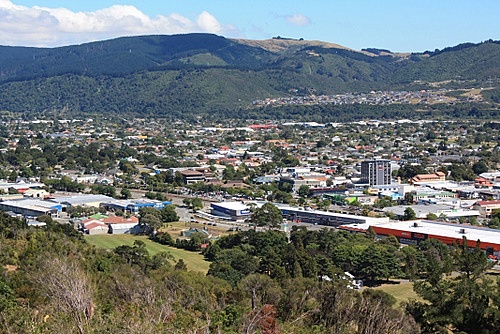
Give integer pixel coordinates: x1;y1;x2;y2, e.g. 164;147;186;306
0;34;277;82
0;34;498;119
392;40;500;82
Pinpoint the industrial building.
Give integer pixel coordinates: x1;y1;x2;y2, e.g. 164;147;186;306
277;204;389;227
0;181;46;194
49;194;115;210
209;201;390;226
210;202;251;221
339;220;500;255
0;198;62;217
100;199;172;214
382;204;480;220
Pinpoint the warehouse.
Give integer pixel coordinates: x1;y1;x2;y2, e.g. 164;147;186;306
277;204;389;227
49;194;114;210
210;201;390;226
100;199;172;214
0;198;62;217
210;202;251;221
339;220;500;255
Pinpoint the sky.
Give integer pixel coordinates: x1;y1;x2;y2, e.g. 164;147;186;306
1;0;499;52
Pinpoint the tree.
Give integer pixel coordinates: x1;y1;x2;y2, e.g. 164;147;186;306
182;197;192;208
298;185;311;198
374;196;395;208
90;184;116;197
366;226;377;241
238;273;281;310
208;248;260;286
472;160;489;175
120;187;132;199
160;204;179;222
114;240;155;273
174;259;188;271
250;203;283;230
403;207;416;220
140;213;163;233
426;213;438;220
34;255;94;334
409;238;497;333
317;199;331;211
359;244;401;282
191;197;203;211
150;231;174;246
404;192;414;204
222;165;237;180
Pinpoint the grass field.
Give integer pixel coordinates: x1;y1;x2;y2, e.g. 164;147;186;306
85;234;210;273
373;280;420;307
161;221;232;239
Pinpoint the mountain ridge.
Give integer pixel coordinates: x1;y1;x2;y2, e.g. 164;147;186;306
0;33;498;120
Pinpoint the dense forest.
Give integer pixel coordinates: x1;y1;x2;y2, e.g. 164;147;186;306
1;210;499;333
0;34;498;120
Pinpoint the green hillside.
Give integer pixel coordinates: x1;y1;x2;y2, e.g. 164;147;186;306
0;34;498;120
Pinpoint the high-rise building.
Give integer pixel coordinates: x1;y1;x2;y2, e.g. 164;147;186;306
361;159;391;186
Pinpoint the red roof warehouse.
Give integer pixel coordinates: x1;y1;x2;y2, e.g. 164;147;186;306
339;220;500;254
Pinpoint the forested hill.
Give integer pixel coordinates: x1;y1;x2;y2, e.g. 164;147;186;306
0;34;278;80
0;34;498;120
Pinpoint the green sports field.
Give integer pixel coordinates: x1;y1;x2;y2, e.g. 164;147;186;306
85;234;210;273
373;281;420;307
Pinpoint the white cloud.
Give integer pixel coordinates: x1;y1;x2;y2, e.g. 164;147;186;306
285;14;311;27
197;11;222;32
0;1;229;47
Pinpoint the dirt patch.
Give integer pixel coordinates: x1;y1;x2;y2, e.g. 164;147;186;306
3;264;17;272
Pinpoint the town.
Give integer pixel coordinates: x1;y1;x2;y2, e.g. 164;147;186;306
0;113;499;255
252;87;486;107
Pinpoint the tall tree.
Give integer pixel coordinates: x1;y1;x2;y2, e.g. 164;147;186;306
409;238;497;333
250;203;283;230
403;207;416;220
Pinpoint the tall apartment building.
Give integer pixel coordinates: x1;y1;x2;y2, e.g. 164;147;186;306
361;159;391;186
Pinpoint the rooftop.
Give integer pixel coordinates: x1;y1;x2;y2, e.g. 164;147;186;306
211;201;250;211
341;220;500;245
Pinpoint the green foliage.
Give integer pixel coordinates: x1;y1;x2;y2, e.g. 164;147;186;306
407;238;499;333
396;164;427;181
403;207;416;221
175;231;209;252
150;231;175;246
447;162;477;181
209;251;258;286
1;193;498;333
191;197;203;210
250;202;283;230
90;184;116;197
174;258;188;271
139;213;163;232
160;204;179;222
120;187;132;199
472;159;489;175
45;176;85;193
0;35;496;123
374;196;396;209
359;244;401;282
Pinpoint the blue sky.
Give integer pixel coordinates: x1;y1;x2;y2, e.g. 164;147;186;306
1;0;499;52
